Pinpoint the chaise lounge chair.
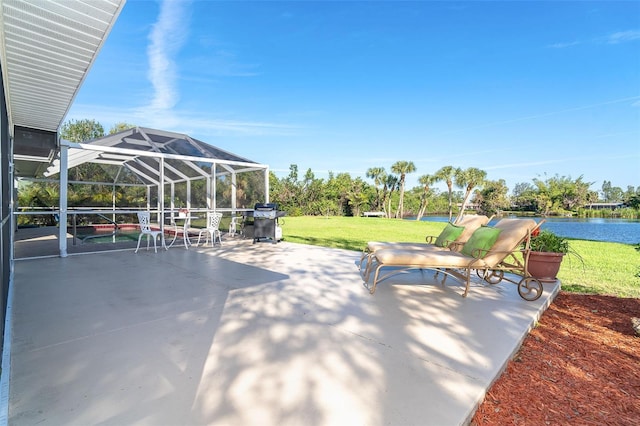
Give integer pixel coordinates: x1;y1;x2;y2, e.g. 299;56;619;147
359;214;492;276
361;218;545;300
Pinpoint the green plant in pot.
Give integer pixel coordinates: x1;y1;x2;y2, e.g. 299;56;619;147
526;229;571;283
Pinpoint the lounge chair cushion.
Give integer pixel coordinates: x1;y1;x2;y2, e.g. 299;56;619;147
482;218;538;267
373;248;483;268
434;222;465;247
364;214;490;255
455;215;492;242
461;226;502;258
367;241;449;252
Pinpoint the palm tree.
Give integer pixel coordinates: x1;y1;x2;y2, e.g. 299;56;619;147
435;166;459;221
416;174;436;220
454;167;487;222
391;161;416;219
383;174;399;218
365;167;386;211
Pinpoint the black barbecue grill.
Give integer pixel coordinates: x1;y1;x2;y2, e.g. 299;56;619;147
245;203;285;243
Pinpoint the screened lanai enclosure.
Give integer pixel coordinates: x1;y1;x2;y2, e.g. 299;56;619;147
16;127;270;256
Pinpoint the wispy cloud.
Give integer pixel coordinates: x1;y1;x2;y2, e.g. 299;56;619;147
126;0;274;133
485;153;640;172
605;30;640;44
165;114;301;137
434;96;640;136
67;103;300;138
484;159;565;171
206;50;261;77
191;36;261;78
549;29;640;48
146;0;191;112
548;41;581;49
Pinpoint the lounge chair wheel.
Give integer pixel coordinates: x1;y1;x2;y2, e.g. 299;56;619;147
518;277;543;301
478;269;504;285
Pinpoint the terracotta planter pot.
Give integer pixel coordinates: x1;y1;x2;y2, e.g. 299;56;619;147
527;251;565;283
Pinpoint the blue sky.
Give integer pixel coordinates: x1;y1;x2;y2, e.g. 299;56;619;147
66;0;640;194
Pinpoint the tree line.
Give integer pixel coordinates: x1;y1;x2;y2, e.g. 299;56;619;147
271;163;640;219
17;119;640;223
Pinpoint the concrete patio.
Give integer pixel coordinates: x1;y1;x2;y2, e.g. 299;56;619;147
7;238;559;425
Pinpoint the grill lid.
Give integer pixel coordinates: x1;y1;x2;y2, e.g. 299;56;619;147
254;203;278;211
253;210;277;219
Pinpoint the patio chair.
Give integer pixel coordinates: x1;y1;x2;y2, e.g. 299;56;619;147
196;212;223;247
135;211;168;253
359;214;492;275
228;215;243;237
362;218;545;300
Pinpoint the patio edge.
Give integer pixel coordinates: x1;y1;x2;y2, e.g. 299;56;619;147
461;281;562;425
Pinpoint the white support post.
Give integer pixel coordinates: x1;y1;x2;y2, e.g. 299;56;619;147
206;178;211;210
159;157;165;231
231;172;237;213
112;168;122;226
265;167;270;203
212;163;217;211
170;182;175;212
187;180;191;212
112;185;116;226
58;144;69;257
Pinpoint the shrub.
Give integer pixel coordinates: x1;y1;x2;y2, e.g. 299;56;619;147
530;230;569;253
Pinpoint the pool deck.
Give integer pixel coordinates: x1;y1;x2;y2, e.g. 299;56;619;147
7;230;559;425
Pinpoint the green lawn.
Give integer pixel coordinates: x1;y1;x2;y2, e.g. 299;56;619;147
281;216;640;298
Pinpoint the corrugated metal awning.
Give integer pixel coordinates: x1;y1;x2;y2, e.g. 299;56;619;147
0;0;125;134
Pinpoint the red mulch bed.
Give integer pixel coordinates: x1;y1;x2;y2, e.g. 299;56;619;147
472;291;640;425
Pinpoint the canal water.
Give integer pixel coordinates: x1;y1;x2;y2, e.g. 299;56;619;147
417;216;640;245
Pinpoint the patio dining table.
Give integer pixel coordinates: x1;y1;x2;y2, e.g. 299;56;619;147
165;214;200;249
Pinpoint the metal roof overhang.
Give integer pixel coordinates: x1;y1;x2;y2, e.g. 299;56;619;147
0;0;126;176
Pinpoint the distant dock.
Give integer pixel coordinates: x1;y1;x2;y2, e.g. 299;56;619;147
362;211;386;217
